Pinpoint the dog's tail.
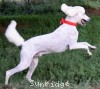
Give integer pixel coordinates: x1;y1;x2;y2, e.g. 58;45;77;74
5;20;25;46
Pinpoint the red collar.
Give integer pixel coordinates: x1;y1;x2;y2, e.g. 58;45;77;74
60;18;77;27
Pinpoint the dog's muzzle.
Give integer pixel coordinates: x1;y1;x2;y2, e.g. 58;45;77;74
81;19;88;25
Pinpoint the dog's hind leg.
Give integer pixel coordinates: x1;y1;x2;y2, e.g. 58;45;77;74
26;51;48;83
5;50;33;85
26;57;39;83
5;60;31;85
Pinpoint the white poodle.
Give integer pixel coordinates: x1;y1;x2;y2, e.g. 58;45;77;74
5;4;96;85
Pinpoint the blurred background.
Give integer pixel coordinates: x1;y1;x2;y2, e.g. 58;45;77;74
0;0;100;15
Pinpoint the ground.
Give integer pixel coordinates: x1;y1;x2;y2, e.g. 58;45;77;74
0;8;100;89
86;8;100;15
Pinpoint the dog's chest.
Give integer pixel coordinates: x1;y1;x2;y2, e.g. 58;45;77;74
68;29;79;42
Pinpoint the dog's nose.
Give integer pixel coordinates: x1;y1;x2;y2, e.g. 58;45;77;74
87;18;90;22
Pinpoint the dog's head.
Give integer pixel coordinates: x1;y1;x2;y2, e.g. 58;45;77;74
61;4;90;26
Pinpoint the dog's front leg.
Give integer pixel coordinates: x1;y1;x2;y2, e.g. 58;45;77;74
78;42;96;49
69;42;94;56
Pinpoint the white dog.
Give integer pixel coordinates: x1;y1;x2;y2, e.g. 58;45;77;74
5;4;96;85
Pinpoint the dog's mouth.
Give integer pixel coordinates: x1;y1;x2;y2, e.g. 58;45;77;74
81;19;88;26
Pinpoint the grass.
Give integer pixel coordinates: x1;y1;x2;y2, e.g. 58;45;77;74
0;0;99;16
0;14;100;88
85;1;100;9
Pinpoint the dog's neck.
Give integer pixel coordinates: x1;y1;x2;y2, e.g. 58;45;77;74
65;16;77;23
60;16;77;27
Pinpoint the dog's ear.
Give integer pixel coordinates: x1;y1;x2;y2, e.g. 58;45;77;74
61;4;77;17
61;4;85;17
61;4;69;14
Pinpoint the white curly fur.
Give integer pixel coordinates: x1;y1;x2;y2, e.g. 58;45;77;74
61;4;85;16
5;20;24;46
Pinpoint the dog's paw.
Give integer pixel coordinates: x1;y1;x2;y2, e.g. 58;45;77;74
87;51;92;56
30;80;35;86
30;80;34;83
90;46;96;50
